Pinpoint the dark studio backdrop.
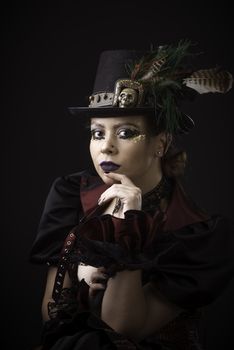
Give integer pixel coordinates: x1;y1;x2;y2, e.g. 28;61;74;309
2;1;234;349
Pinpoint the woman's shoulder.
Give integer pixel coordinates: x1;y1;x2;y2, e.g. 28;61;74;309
52;169;93;188
48;169;101;196
30;169;100;264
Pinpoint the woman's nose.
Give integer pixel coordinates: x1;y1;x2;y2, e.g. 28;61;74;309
100;137;117;154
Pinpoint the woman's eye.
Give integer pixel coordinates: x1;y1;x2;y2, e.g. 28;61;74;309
91;130;104;140
118;129;140;139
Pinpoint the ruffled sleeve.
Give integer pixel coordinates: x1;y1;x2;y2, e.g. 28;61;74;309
29;172;84;264
151;215;234;308
72;210;164;269
71;210;234;309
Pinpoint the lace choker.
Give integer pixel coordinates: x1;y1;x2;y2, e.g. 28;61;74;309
142;176;173;212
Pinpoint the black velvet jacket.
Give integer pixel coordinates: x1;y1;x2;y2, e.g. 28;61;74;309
30;170;234;308
30;170;234;349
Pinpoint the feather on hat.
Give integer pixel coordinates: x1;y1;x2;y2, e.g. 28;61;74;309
68;40;233;134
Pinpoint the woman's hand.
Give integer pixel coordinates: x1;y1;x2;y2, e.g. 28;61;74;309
88;267;109;298
98;172;142;215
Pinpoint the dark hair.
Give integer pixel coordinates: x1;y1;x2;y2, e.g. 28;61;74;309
145;114;187;178
162;145;187;178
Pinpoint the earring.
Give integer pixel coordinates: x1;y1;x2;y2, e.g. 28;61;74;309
155;150;161;156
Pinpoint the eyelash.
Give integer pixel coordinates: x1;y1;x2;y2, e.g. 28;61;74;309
90;128;140;140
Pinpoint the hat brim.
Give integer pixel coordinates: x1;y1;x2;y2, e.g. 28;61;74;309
67;106;195;134
68;106;156;117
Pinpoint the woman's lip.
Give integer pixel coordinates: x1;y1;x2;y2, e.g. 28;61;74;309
99;161;120;172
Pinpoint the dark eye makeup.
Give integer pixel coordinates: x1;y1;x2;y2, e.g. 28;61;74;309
90;127;140;140
117;128;140;139
90;129;104;140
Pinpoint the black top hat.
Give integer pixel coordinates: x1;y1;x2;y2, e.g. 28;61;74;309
68;41;233;134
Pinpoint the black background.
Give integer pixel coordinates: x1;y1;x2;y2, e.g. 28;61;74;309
2;1;234;349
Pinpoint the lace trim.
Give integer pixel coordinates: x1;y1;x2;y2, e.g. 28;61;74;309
154;310;203;349
48;287;79;320
142;176;173;212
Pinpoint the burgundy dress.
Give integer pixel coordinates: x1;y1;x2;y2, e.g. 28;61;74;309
30;170;234;350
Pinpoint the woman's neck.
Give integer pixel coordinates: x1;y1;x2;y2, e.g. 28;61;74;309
134;161;163;195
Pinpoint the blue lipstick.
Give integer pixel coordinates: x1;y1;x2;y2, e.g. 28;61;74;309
100;161;120;173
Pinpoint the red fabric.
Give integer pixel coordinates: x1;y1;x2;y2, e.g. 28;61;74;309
80;176;108;216
80;175;209;233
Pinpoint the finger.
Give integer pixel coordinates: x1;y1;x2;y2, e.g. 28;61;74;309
90;270;109;282
99;184;137;200
98;266;108;274
104;172;135;186
89;282;106;289
88;282;106;296
91;273;109;282
98;185;141;205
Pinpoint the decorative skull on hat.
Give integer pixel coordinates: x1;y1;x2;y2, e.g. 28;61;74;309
68;40;233;134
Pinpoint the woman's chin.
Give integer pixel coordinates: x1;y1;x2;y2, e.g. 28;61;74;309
101;173;116;185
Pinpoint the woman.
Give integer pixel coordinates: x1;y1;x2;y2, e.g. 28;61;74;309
30;41;234;349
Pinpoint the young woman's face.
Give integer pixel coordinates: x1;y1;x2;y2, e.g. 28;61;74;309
89;115;163;187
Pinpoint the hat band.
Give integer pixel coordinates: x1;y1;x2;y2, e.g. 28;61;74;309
88;79;146;109
89;92;114;107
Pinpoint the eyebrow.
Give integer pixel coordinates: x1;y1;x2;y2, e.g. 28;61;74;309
90;122;140;129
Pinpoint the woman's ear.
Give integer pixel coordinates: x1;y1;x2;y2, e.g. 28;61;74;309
154;133;173;157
